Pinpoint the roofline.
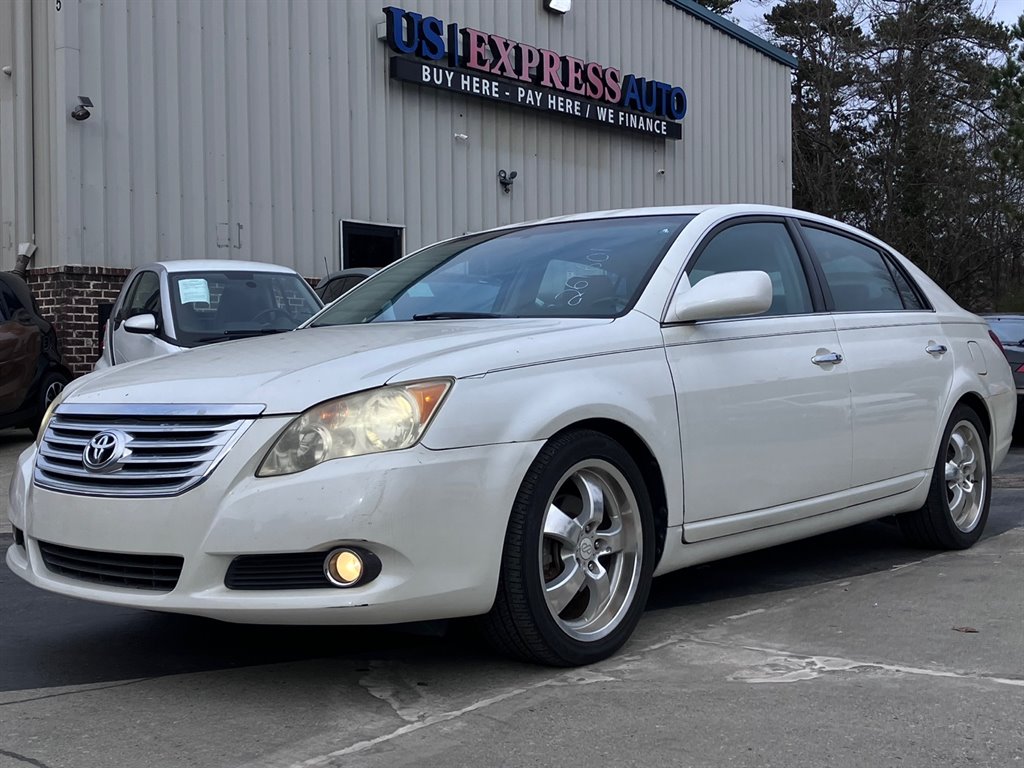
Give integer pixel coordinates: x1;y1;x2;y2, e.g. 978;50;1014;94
663;0;798;69
152;260;300;274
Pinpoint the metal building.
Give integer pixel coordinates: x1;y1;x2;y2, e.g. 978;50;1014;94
0;0;795;372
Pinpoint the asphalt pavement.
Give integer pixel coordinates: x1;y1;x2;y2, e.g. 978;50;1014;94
0;429;33;536
0;429;1021;768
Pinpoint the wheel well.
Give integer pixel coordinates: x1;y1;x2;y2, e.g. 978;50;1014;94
956;391;992;444
551;419;668;567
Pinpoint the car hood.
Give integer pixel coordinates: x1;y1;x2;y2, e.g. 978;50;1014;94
64;318;624;414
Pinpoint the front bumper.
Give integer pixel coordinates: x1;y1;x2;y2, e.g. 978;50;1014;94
6;419;542;624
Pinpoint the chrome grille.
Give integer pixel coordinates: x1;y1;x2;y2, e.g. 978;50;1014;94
34;404;263;497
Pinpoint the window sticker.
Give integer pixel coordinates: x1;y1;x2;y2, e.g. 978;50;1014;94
178;279;211;304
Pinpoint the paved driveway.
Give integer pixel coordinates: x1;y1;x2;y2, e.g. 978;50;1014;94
1;432;1021;768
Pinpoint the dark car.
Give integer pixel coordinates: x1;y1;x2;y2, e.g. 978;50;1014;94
0;272;72;433
983;314;1023;439
314;268;376;303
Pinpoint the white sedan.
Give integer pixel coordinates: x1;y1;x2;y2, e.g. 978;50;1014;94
7;205;1016;666
94;260;322;370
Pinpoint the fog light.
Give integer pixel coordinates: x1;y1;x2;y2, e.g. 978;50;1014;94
325;548;364;587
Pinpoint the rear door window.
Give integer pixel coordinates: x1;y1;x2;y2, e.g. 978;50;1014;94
802;227;923;312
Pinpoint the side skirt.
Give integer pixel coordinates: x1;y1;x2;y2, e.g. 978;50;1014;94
653;480;929;578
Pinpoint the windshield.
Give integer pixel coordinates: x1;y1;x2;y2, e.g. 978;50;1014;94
310;216;692;326
169;271;322;346
987;317;1024;347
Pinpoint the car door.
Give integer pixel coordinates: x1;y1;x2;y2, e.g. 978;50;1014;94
0;278;41;413
110;270;169;364
661;218;853;542
798;223;954;488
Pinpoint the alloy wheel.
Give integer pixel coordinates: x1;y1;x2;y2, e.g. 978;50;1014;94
44;380;64;407
538;460;643;642
944;419;987;533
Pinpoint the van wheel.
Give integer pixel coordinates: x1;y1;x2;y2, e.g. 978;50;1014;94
483;430;654;666
898;405;991;550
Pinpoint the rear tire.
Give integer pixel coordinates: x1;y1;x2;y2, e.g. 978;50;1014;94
483;429;655;666
898;404;991;550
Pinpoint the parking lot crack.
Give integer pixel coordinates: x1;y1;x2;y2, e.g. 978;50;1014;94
0;748;54;768
292;667;616;766
356;662;429;723
694;638;1024;687
0;677;154;707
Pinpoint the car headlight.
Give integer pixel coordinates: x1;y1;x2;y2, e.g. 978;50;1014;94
37;387;69;446
257;379;452;477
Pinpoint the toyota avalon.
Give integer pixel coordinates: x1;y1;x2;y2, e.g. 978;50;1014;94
7;205;1016;666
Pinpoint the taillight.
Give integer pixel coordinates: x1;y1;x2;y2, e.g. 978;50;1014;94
1018;364;1024;373
988;330;1004;352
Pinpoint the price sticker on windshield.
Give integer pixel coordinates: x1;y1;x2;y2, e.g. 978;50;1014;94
178;279;211;304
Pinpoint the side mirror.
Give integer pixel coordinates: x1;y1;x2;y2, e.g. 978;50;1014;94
666;271;773;323
123;313;158;334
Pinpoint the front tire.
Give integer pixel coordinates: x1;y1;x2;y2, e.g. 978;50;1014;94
483;430;655;666
898;404;991;549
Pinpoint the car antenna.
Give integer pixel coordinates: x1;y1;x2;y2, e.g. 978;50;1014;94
324;255;329;276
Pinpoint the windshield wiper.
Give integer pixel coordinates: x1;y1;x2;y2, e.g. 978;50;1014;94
194;329;288;342
412;312;500;321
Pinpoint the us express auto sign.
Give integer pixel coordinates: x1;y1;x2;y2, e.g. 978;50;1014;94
383;6;686;140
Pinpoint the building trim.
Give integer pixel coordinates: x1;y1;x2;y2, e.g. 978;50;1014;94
664;0;798;69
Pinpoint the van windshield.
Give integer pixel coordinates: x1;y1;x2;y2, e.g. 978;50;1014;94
309;216;692;327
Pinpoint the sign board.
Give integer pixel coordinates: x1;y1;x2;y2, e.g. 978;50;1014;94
383;6;686;140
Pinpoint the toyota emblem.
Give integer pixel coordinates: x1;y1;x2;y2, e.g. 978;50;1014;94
82;430;128;473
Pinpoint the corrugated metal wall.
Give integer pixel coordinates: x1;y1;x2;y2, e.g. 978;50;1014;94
0;0;35;271
29;0;792;274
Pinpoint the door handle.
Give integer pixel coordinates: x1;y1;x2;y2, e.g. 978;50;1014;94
925;343;948;355
812;351;843;366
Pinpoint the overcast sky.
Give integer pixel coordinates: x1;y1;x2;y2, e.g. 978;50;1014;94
729;0;1024;35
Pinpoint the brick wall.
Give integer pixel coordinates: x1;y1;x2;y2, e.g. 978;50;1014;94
26;266;132;378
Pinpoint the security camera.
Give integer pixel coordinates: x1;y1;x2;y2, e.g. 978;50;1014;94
498;169;518;193
71;96;94;121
